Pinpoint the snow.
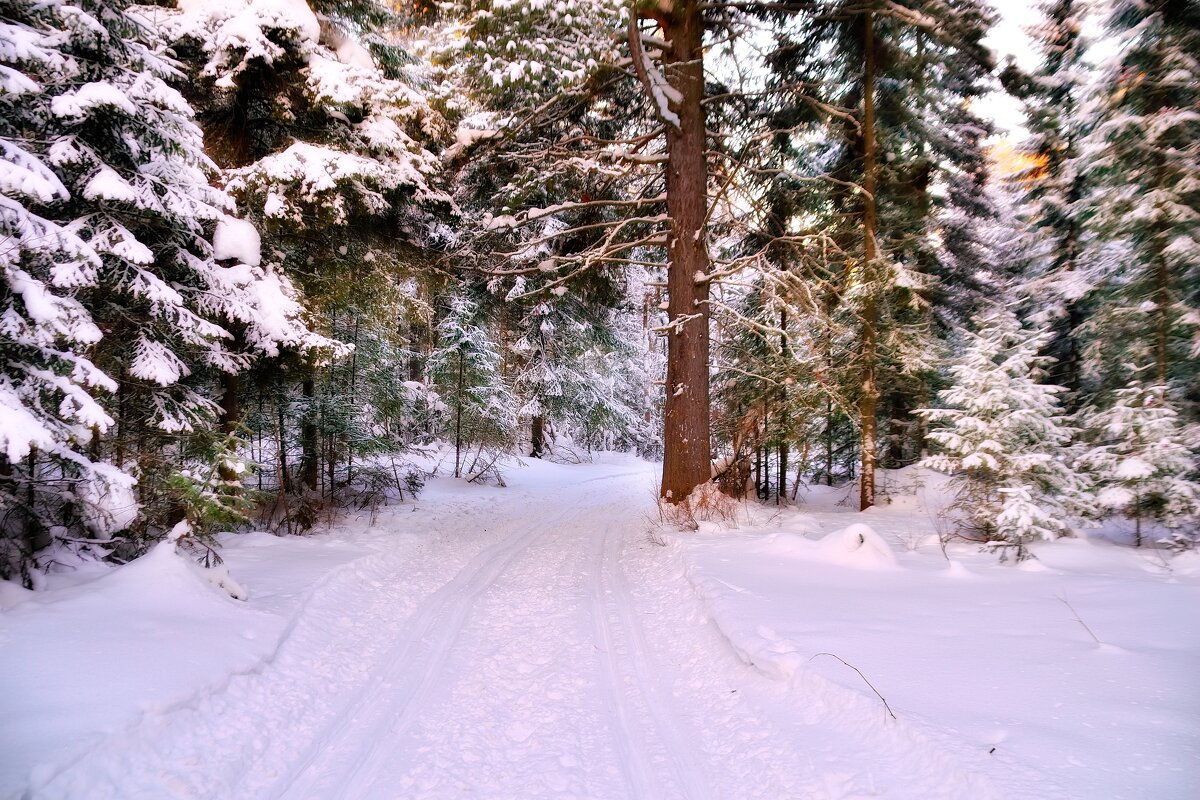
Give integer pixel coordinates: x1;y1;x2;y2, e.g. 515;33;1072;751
213;215;262;266
81;167;137;203
130;335;189;385
76;475;139;536
682;469;1200;800
0;384;55;461
0;140;68;202
1;458;1196;799
50;82;138;120
0;540;289;790
175;0;322;72
1114;456;1154;480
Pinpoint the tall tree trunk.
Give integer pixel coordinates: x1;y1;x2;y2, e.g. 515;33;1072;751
347;316;359;487
823;291;836;486
825;396;835;486
277;394;292;494
408;317;424;383
116;368;126;470
761;399;770;501
754;445;762;498
530;414;546;458
859;10;880;512
657;0;712;503
1154;239;1169;387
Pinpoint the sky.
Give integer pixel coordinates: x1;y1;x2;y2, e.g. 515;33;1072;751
978;0;1040;141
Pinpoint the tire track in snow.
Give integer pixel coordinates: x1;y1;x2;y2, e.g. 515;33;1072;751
589;523;714;800
273;501;576;800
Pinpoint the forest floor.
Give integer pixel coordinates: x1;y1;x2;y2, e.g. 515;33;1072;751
1;454;1197;799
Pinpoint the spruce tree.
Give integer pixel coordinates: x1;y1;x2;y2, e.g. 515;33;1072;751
1076;373;1199;547
1;0;313;578
1002;0;1091;397
504;289;653;459
424;0;722;502
919;310;1085;560
750;0;999;508
157;0;450;509
427;289;516;479
1078;0;1200;399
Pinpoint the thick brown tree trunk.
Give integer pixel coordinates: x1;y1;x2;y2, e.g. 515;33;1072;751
530;414;546;458
657;0;712;503
859;10;880;512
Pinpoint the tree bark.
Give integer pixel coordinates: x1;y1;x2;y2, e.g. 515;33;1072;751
825;396;835;486
1154;235;1169;387
656;0;713;503
277;383;292;494
859;10;880;513
530;414;546;458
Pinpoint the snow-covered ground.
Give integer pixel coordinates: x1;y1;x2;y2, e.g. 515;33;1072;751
1;455;1196;799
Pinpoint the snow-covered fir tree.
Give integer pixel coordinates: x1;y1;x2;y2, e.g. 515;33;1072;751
1002;0;1092;397
1;0;314;580
919;310;1086;560
151;0;452;509
1076;372;1200;548
504;289;654;459
1076;0;1200;399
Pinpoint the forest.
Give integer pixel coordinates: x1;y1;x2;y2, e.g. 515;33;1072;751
1;0;1198;585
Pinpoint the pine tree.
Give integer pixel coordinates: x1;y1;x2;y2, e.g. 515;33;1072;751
919;310;1085;560
749;0;999;509
425;0;721;503
1076;372;1199;547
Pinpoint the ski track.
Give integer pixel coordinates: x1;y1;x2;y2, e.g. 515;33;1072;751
279;502;578;800
30;464;1014;800
589;522;713;800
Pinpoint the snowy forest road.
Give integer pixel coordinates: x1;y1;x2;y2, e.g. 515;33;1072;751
33;458;1007;800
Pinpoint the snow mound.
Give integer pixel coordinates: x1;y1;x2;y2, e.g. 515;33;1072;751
213;216;262;266
814;523;898;568
756;523;898;571
0;541;281;793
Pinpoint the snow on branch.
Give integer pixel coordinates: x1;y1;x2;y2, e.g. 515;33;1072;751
628;14;680;129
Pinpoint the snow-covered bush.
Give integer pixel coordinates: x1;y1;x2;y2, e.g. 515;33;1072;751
919;310;1087;560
